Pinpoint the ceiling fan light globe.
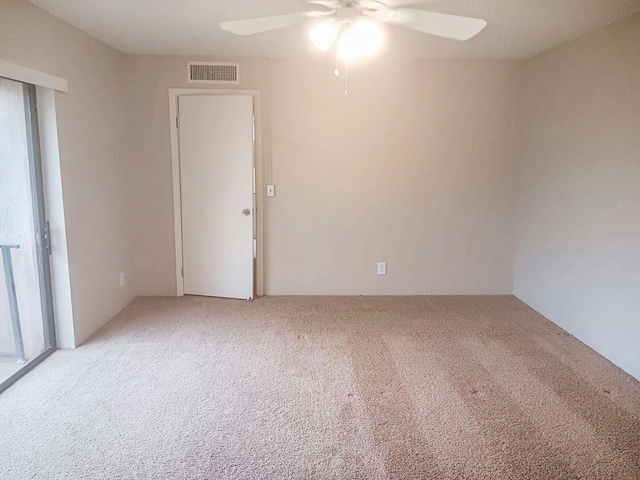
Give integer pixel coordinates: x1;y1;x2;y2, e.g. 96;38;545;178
338;19;382;60
309;19;341;51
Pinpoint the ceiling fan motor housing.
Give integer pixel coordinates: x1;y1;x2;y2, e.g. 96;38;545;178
337;6;359;24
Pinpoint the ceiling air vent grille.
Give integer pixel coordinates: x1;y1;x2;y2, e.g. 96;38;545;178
187;62;239;84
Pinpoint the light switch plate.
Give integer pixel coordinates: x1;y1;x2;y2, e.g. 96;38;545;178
267;185;275;197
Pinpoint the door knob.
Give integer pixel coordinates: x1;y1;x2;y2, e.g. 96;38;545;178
242;209;251;216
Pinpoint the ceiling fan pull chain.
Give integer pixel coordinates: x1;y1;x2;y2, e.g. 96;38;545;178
345;61;349;98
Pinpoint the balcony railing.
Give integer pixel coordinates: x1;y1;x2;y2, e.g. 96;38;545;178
1;244;26;363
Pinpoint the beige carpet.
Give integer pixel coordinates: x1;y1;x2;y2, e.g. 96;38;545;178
0;295;638;479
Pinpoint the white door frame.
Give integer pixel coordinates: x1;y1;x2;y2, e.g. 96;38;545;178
169;88;264;297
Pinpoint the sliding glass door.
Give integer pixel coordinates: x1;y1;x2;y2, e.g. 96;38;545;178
0;77;56;392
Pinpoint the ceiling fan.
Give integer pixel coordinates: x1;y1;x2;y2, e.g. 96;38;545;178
220;0;487;58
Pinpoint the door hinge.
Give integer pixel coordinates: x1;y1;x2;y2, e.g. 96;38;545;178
176;117;180;128
43;221;52;255
181;266;184;277
253;239;257;259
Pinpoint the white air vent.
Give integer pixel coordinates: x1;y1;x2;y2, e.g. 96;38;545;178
187;62;239;84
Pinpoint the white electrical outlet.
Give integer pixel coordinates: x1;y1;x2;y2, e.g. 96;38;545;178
377;262;387;275
119;272;125;287
267;185;275;197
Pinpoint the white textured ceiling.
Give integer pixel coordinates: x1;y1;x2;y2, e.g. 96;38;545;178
27;0;640;58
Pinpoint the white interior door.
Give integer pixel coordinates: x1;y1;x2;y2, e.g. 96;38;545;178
179;95;254;299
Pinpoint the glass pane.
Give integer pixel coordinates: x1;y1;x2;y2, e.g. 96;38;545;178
0;78;47;384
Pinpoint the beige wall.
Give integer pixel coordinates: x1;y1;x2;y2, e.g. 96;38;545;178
0;0;136;345
266;59;522;294
129;56;523;296
514;14;640;380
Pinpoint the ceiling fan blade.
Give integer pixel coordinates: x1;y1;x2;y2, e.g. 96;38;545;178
378;0;438;7
307;0;341;8
357;0;388;10
221;10;333;36
379;8;486;40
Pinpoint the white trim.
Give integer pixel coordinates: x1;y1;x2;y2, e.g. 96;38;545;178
168;88;264;298
37;87;75;348
0;60;68;92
